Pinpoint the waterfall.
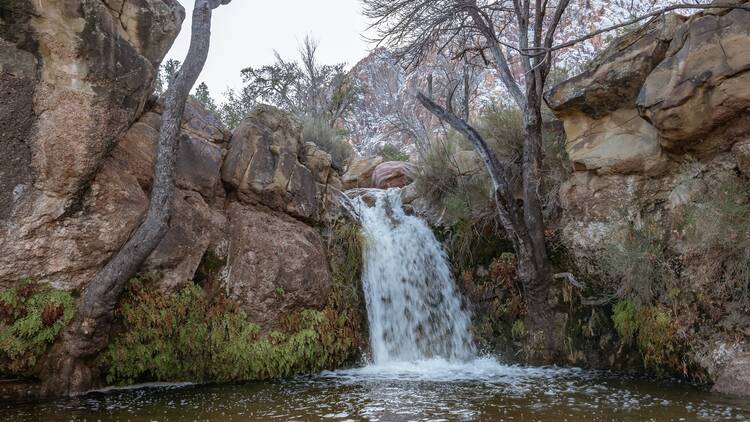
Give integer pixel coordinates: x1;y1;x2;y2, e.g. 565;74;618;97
350;188;475;364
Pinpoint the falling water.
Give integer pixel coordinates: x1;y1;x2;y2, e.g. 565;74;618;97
350;188;475;363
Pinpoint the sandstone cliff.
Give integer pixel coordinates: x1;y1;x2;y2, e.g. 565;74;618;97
547;5;750;395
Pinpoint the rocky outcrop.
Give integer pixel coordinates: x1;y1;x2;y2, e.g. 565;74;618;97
221;106;341;223
637;8;750;152
547;4;750;391
546;15;683;175
372;161;416;189
0;0;185;290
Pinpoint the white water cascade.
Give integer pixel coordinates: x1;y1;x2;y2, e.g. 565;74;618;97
350;188;476;364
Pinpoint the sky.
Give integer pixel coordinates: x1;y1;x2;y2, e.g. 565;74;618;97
166;0;373;102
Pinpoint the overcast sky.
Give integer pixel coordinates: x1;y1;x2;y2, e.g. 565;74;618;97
166;0;373;102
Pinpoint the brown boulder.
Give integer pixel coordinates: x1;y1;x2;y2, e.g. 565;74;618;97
221;202;333;328
712;352;750;397
342;156;384;189
221;106;320;222
372;161;416;189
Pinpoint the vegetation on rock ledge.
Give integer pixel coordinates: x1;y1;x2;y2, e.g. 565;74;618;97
0;281;74;377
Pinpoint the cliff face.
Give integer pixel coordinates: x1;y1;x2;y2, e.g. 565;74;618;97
547;5;750;395
1;1;364;394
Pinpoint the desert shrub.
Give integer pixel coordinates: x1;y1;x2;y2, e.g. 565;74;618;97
378;144;409;162
103;277;361;385
302;118;354;166
0;280;74;377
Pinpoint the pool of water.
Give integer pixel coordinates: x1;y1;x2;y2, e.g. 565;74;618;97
3;358;749;421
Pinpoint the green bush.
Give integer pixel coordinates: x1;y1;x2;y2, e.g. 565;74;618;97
0;281;74;377
377;144;409;162
102;278;361;385
612;299;638;343
302;118;354;166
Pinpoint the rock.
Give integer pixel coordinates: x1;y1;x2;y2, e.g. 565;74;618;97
734;138;750;176
400;183;419;205
222;203;333;328
560;108;665;174
0;0;184;214
712;352;750;397
372;161;417;188
143;190;225;291
637;7;750;150
342;156;384;189
546;14;683;118
302;142;333;185
221;105;320;222
0;0;184;288
546;16;684;175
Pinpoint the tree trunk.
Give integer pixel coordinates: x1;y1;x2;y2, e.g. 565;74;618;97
417;90;560;357
41;0;230;397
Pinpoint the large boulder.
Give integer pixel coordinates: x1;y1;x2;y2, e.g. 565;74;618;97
220;203;333;328
713;352;750;396
372;161;416;189
221;106;321;222
638;6;750;151
342;156;384;189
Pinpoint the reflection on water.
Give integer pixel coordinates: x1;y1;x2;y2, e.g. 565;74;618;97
3;358;749;421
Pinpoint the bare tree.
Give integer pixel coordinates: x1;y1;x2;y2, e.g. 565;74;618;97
240;36;359;127
42;0;231;396
363;0;747;351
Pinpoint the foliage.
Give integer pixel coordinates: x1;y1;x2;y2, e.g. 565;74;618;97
611;300;684;373
153;59;182;97
0;281;74;377
378;144;410;162
240;36;359;127
218;87;254;130
193;82;218;114
302;118;354;166
415;105;568;267
612;299;638;343
102;277;362;385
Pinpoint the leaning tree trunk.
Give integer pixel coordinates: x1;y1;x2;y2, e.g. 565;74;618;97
416;90;559;356
41;0;231;396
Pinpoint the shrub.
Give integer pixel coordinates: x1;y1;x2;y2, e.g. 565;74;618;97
414;105;569;268
377;144;410;162
0;281;74;377
302;118;353;166
102;278;361;385
612;299;638;343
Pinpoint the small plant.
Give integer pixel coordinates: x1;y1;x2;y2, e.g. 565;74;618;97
511;319;526;339
378;144;410;162
302;118;353;166
0;280;74;377
612;299;638;343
